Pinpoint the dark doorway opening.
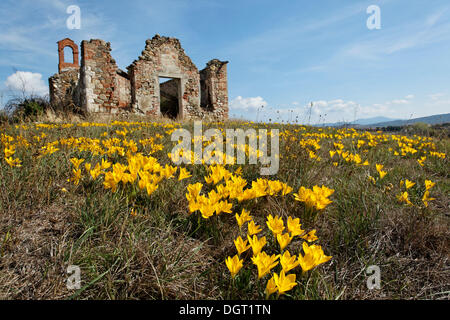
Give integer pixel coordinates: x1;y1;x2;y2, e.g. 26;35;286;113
159;77;180;119
200;79;213;111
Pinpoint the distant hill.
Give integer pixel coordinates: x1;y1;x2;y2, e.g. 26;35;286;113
316;114;450;128
317;117;400;127
368;113;450;127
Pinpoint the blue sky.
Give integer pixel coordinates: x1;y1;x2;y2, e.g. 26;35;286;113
0;0;449;123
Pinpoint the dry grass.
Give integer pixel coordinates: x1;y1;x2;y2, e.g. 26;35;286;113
0;116;448;300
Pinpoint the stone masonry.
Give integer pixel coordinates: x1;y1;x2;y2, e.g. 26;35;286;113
49;35;228;120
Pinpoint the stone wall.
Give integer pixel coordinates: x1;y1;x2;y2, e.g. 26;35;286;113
78;39;130;113
114;70;131;109
49;68;79;107
199;59;229;119
128;35;201;119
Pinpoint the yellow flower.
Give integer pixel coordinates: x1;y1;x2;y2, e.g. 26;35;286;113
375;164;384;173
235;209;252;228
5;156;22;167
198;201;215;219
90;163;102;180
281;183;293;196
251;251;279;279
266;214;285;236
276;233;293;251
297;242;332;273
265;277;278;298
287;216;304;236
234;236;251;256
225;255;243;279
397;191;412;206
145;183;158;196
215;200;233;215
376;164;387;179
68;168;82;185
247;220;262;236
186;182;203;202
424;180;435;191
4;145;15;157
70;158;84;169
280;250;300;272
178;167;192;181
301;229;318;242
404;179;415;189
422;191;435;208
247;234;267;256
273;270;297;295
418;156;426;166
294;186;334;210
100;158;112;170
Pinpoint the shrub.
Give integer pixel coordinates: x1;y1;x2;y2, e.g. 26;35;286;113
4;95;50;121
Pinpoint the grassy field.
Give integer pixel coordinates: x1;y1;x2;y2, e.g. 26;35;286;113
0;116;448;300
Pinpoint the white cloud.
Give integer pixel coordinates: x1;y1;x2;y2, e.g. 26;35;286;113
230;96;268;111
4;71;48;96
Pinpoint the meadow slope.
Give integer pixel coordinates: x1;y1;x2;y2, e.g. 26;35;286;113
0;118;448;300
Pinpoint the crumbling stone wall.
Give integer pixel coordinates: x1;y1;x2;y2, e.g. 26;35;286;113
128;35;200;118
114;70;131;108
78;39;130;113
49;35;228;120
49;69;79;107
199;59;229;119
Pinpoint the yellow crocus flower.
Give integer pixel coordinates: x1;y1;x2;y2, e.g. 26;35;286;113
247;220;262;236
251;251;279;279
298;242;332;273
280;250;300;272
225;255;243;279
247;234;267;256
266;214;285;236
273;270;297;295
422;191;435;208
404;179;415;189
276;233;293;251
235;209;252;228
234;236;251;256
424;180;435;191
287;216;304;236
265;277;278;298
178;167;192;181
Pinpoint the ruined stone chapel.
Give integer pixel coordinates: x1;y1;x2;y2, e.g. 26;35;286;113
49;35;229;120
